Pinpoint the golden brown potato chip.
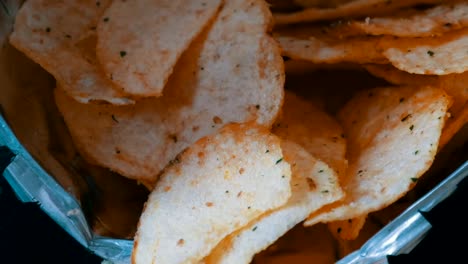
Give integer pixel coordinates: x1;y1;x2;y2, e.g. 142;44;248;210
328;215;367;240
204;140;343;264
273;0;444;25
9;0;133;105
382;28;468;75
96;0;222;97
364;64;439;86
54;0;284;185
327;3;468;38
364;65;468;121
275;34;386;65
277;28;468;75
273;91;347;177
132;123;292;264
305;85;450;225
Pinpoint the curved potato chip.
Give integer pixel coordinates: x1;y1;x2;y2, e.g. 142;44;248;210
276;34;386;64
382;28;468;75
96;0;222;97
364;65;468;118
305;85;451;225
328;3;468;38
9;0;133;105
273;0;444;25
54;0;284;185
351;3;468;37
132;123;292;264
273;91;347;177
204;140;343;264
364;64;439;86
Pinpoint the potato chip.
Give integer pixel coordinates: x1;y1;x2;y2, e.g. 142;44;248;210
132;123;292;264
364;64;439;86
364;64;468;117
273;91;347;177
277;27;468;75
9;0;133;105
382;28;468;75
328;214;367;240
96;0;222;97
275;34;386;64
54;0;284;185
203;140;343;264
304;85;450;226
325;3;468;38
273;0;445;25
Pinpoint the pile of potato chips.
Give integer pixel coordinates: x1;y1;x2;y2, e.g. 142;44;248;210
8;0;468;263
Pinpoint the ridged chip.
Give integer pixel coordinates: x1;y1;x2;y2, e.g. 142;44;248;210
305;85;450;225
9;0;133;105
203;140;343;264
132;123;292;264
96;0;222;97
54;0;284;186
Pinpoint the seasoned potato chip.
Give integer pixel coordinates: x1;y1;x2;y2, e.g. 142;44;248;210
328;215;367;240
277;28;468;75
276;34;386;65
132;123;292;264
204;140;343;264
96;0;222;97
55;0;284;185
273;0;444;25
9;0;133;105
364;64;468;152
273;91;347;177
364;64;439;86
382;28;468;75
327;3;468;38
305;85;450;225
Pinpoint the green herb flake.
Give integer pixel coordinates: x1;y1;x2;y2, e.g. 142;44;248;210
409;124;414;131
321;190;329;193
427;50;435;57
252;226;258;231
276;158;283;164
265;149;269;153
120;51;127;58
414;150;419;155
399;97;405;103
318;169;324;173
411;177;418;183
111;114;119;123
